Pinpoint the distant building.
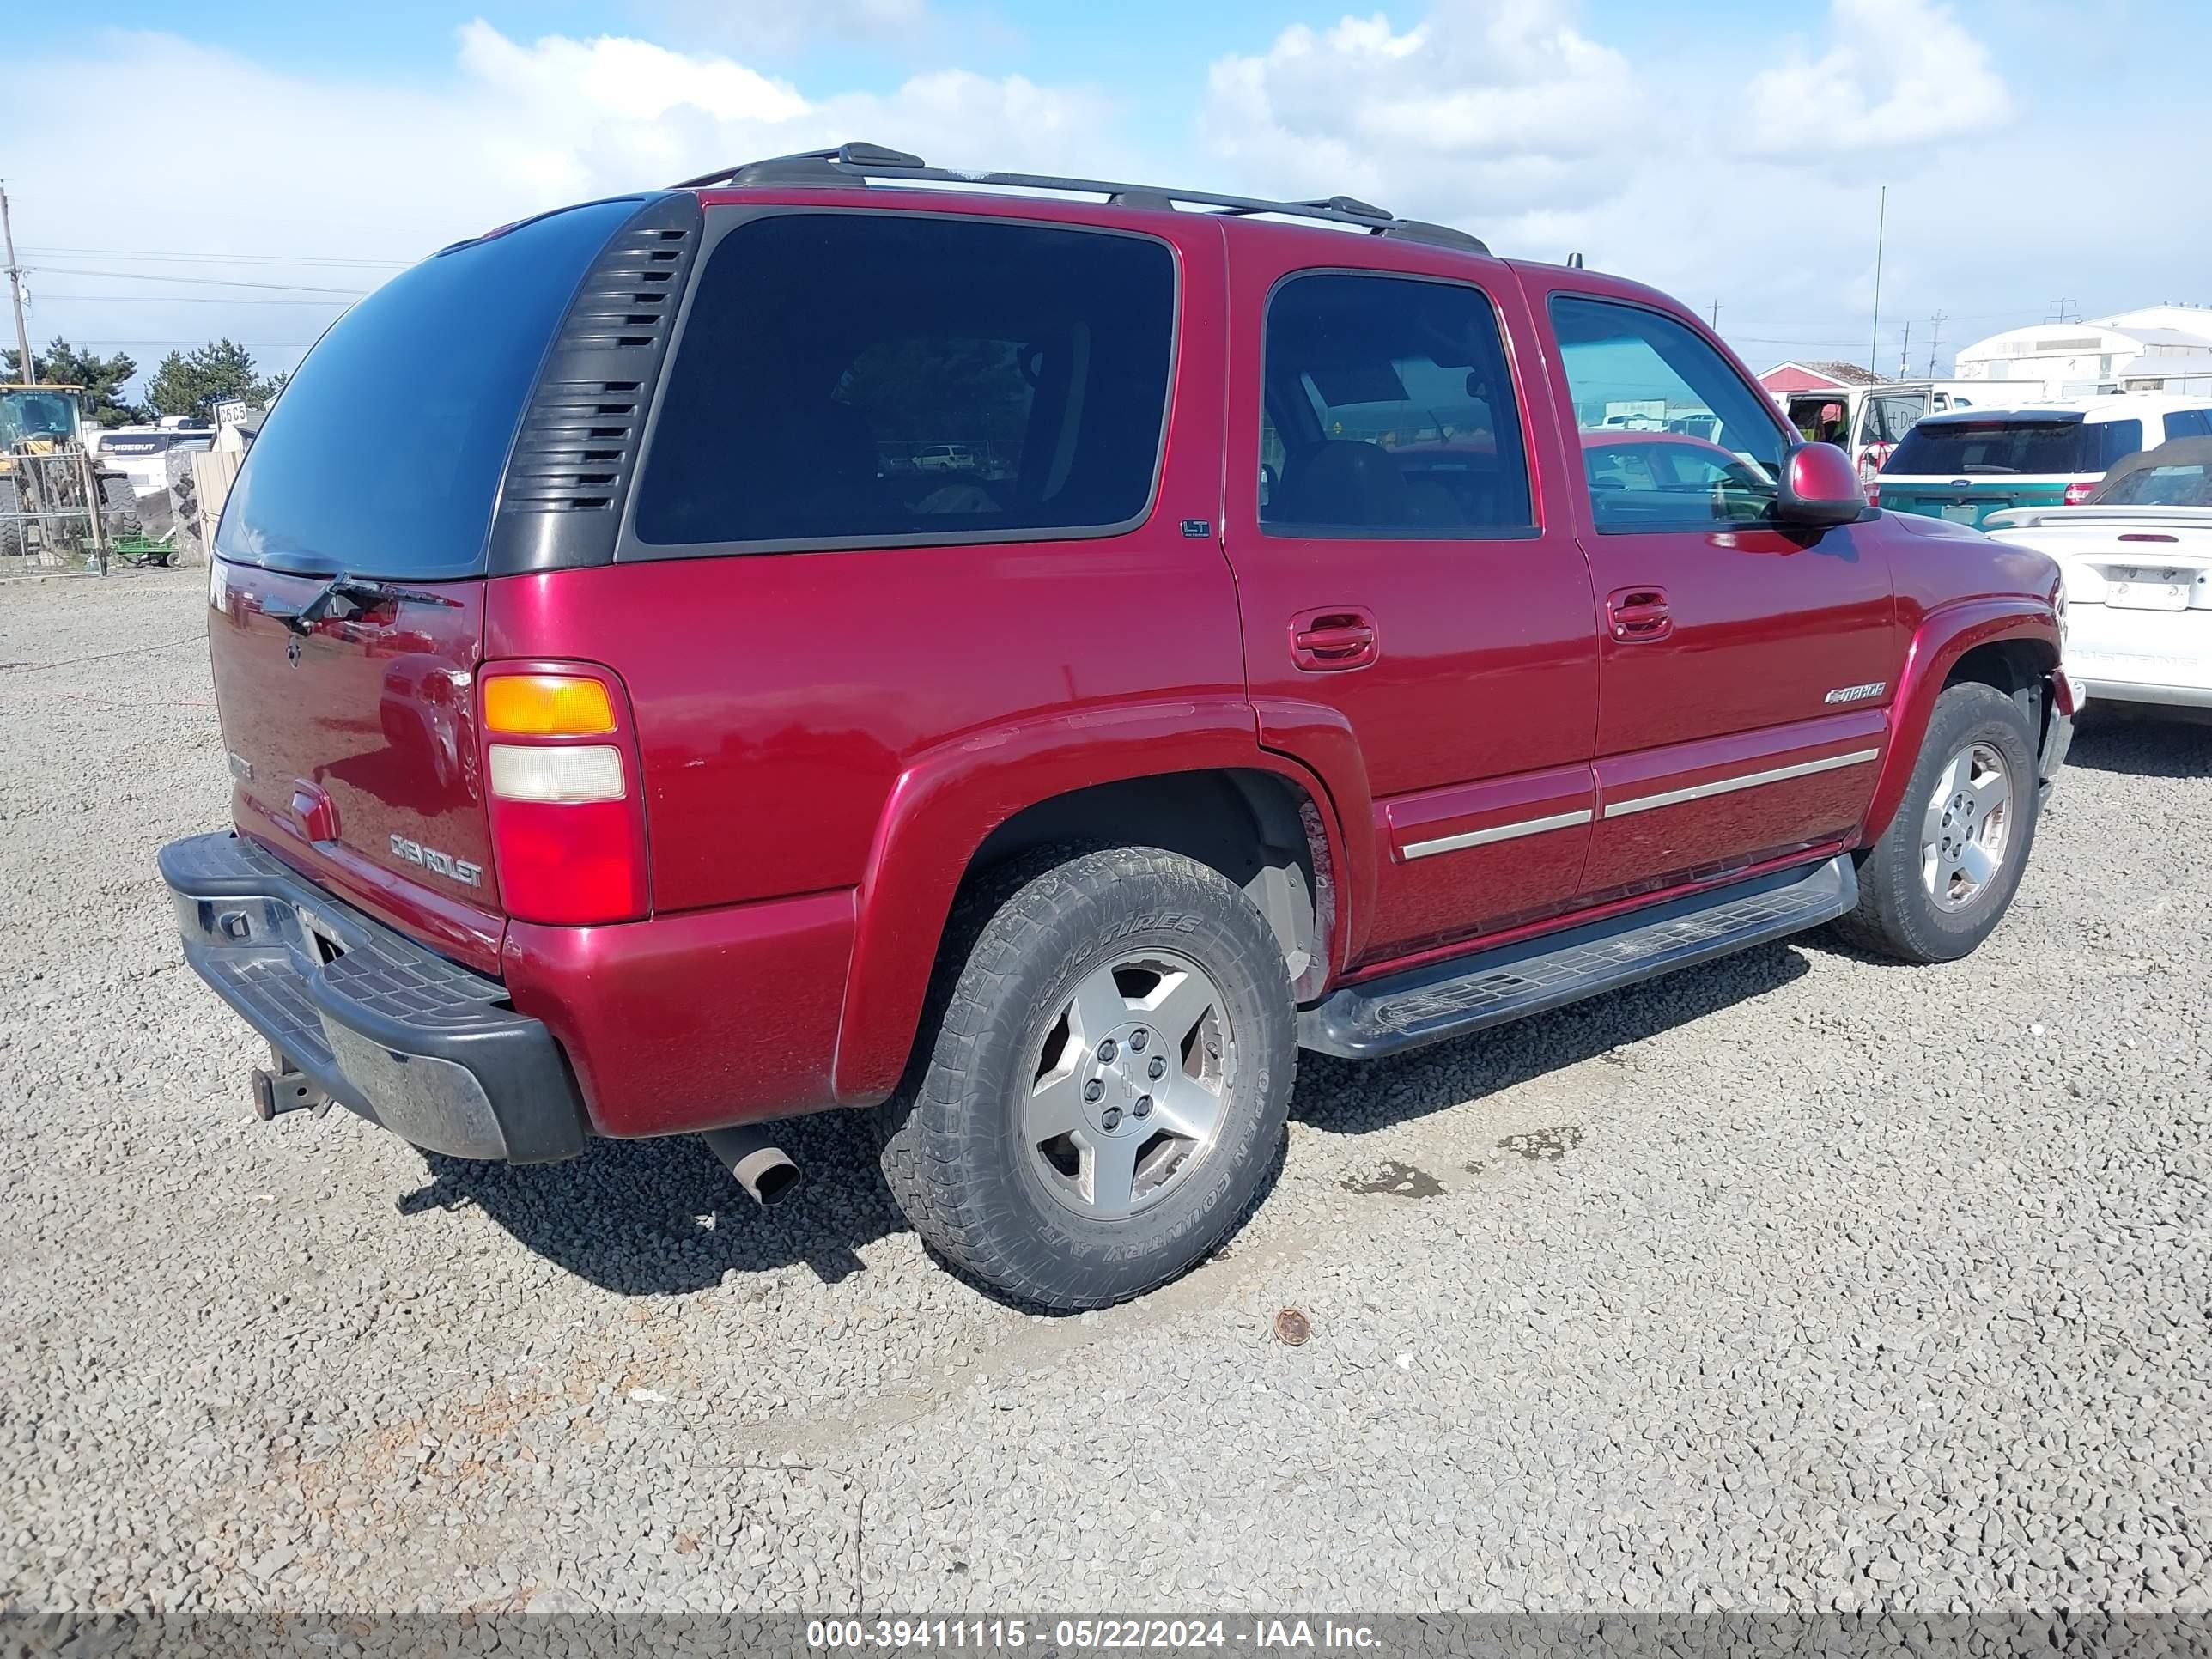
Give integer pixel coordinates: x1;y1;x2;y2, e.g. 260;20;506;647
1951;305;2212;400
1759;360;1884;395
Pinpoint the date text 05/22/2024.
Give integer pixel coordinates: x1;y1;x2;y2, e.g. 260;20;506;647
806;1620;1382;1651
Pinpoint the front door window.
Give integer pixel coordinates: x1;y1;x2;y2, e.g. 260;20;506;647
1551;297;1786;532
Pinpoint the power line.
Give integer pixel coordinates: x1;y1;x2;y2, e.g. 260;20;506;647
27;264;370;295
1729;307;2043;328
57;337;317;349
33;293;355;307
1726;335;1896;347
21;244;409;269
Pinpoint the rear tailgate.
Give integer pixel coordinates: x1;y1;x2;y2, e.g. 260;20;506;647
1877;414;2100;528
1986;506;2212;608
209;562;502;970
1879;476;2066;528
204;192;662;974
1985;505;2212;695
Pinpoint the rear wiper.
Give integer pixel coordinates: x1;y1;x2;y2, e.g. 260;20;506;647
1961;465;2021;474
264;574;461;636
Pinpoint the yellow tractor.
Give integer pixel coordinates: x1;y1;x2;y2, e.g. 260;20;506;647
0;382;141;565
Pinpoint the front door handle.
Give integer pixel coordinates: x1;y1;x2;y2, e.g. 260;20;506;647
1290;606;1379;672
1607;586;1673;642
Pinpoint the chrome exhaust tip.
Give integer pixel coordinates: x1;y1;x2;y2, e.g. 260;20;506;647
702;1126;803;1206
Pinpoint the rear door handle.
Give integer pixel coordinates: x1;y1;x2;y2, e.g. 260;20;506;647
1606;586;1673;642
1290;607;1379;672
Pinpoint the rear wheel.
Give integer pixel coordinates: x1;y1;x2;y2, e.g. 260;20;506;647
0;477;22;563
1836;681;2040;963
98;475;143;545
879;846;1296;1309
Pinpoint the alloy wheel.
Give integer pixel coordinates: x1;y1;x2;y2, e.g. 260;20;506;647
1022;951;1234;1221
1920;741;2014;910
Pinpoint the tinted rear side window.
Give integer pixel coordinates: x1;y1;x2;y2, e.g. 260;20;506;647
2091;419;2143;469
635;214;1176;548
216;198;640;578
1885;418;2086;477
1259;272;1533;537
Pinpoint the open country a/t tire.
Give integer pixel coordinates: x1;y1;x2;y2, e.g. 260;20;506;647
1836;680;2041;964
878;846;1297;1310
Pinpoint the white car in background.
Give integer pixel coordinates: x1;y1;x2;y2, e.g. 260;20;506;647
1987;438;2212;712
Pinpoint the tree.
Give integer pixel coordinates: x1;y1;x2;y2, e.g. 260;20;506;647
146;338;279;421
2;337;143;427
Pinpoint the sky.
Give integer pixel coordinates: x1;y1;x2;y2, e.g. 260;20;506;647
7;0;2209;398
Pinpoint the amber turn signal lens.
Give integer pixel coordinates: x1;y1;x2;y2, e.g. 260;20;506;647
483;674;616;736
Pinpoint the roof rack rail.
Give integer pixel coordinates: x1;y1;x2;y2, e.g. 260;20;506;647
672;143;1489;255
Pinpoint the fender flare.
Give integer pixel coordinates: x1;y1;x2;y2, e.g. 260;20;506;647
1863;597;2061;845
829;697;1369;1104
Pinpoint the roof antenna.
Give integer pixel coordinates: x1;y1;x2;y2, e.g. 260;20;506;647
1567;252;1583;270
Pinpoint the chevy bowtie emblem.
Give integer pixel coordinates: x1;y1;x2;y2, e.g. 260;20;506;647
285;635;303;665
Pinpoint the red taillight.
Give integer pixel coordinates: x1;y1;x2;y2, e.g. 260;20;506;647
481;664;648;926
486;796;647;924
1865;483;1881;508
2063;481;2098;506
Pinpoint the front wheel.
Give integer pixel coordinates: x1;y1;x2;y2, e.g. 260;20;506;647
878;846;1297;1310
1836;680;2041;963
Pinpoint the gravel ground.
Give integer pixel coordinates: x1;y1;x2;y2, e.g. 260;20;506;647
2;568;2208;1617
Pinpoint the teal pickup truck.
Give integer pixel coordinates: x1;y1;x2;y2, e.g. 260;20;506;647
1874;396;2212;528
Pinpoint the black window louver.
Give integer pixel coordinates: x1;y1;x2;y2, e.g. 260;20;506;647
493;195;702;566
502;377;646;511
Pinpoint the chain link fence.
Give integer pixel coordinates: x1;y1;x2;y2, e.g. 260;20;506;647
0;452;107;578
1;447;200;582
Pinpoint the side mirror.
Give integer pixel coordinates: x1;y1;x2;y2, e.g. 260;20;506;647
1774;441;1867;527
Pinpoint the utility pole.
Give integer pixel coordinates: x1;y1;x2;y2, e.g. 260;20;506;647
2047;296;2078;324
1708;298;1723;331
1898;320;1911;380
1926;311;1946;378
1869;185;1887;379
0;179;34;384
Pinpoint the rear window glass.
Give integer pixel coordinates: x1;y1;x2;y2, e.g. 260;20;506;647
216;197;640;578
1885;418;2087;477
633;214;1175;547
1788;397;1850;445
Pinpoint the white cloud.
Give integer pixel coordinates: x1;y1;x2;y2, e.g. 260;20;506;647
1188;0;2123;380
1200;1;1638;217
6;24;1115;379
1743;0;2012;156
645;0;934;53
9;1;2203;395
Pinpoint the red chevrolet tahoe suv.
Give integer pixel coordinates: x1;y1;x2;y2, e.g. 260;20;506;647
161;143;2075;1309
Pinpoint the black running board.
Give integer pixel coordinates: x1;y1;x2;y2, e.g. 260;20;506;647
1300;855;1856;1059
